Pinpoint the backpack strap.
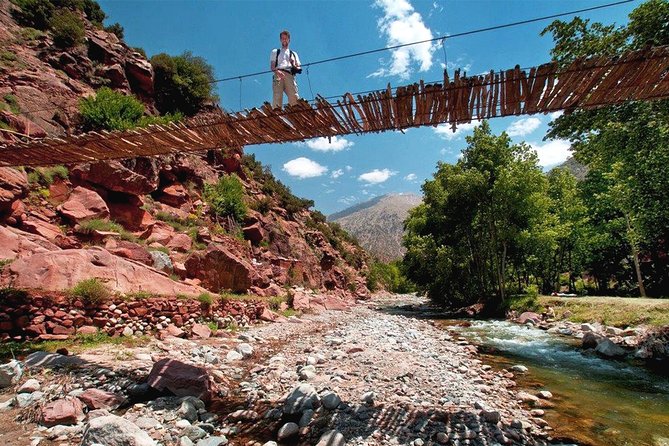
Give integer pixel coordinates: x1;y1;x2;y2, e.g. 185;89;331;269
275;49;294;69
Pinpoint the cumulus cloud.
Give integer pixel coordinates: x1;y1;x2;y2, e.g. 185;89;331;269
282;157;327;179
369;0;436;80
345;165;353;171
506;117;541;137
529;139;572;168
305;136;354;152
549;111;564;121
331;169;344;179
338;195;358;205
434;122;479;140
404;173;417;181
358;168;397;184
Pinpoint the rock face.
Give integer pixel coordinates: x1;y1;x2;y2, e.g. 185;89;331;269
147;359;216;403
0;167;28;214
5;247;207;296
185;244;254;293
58;187;109;223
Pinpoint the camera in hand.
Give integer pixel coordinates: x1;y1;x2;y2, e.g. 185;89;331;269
291;66;302;75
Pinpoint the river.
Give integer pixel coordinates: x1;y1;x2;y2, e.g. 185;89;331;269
443;319;669;446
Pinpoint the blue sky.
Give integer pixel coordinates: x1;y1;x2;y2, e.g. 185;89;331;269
98;0;640;215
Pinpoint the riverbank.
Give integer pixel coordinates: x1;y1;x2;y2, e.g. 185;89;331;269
0;294;556;446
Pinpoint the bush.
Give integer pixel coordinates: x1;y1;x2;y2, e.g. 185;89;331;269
197;292;215;307
150;51;217;115
26;165;68;186
12;0;55;30
132;47;147;58
51;9;85;48
250;197;272;215
70;278;110;304
79;87;144;131
366;260;415;293
104;22;124;39
204;174;247;224
80;0;105;25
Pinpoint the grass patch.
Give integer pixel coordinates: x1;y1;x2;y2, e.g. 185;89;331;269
280;308;300;318
197;292;216;307
155;211;198;232
69;278;110;305
123;290;154;301
78;218;138;243
0;332;151;360
267;295;288;311
2;94;21;114
220;293;260;303
26;165;68;187
206;321;218;334
535;295;669;328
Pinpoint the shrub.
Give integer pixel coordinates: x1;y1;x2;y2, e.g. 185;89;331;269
79;87;144;131
204;174;247;224
104;22;124;39
12;0;55;30
250;197;272;215
132;47;147;58
77;218;137;242
51;9;85;48
197;292;215;307
366;260;415;293
26;165;68;186
150;51;217;115
2;94;21;114
70;278;110;304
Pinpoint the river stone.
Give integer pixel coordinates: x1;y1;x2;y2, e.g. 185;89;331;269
262;442;278;446
582;331;602;349
298;409;314;427
435;432;448;444
81;415;156;446
183;426;207;441
196;437;228;446
315;430;345;446
595;338;627;357
510;365;528;373
299;365;317;380
277;422;299;440
14;391;44;407
581;323;596;332
516;391;539;405
361;391;375;404
236;343;253;357
321;391;341;410
537;390;553;399
0;360;23;388
283;384;319;415
226;350;243;361
179;437;194;446
18;378;41;393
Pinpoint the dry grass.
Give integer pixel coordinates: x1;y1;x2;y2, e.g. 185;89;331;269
538;295;669;328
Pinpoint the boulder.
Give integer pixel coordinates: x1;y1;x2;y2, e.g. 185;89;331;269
72;161;157;196
184;244;254;293
147;358;216;403
150;250;173;273
6;247;207;296
517;312;541;325
191;323;211;339
98;63;128;89
283;383;319;415
41;397;85;427
145;221;176;245
106;240;153;266
125;57;154;96
21;217;64;242
0;360;23;388
166;233;193;252
107;195;155;231
582;331;602;349
81;414;156;446
595;338;627;357
158;184;189;207
0;167;28;212
315;430;345;446
242;223;265;244
78;388;127;411
58;186;109;223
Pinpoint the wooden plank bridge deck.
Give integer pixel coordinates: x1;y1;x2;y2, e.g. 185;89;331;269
2;45;669;167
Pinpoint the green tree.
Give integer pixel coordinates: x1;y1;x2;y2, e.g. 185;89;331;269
150;51;218;115
104;22;124;39
542;0;669;296
403;122;548;308
12;0;55;30
204;174;247;224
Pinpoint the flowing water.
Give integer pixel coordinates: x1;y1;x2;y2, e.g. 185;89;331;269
444;320;669;446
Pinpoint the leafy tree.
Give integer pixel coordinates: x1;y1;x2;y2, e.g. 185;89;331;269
150;51;218;115
80;0;105;25
50;9;85;48
542;0;669;296
403;122;548;308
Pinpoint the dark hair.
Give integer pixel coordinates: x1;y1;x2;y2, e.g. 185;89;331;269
280;30;290;39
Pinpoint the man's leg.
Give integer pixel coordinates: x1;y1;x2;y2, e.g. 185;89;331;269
284;73;299;106
272;75;284;108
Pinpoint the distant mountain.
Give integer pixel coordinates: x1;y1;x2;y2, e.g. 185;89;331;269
555;157;588;181
330;193;422;262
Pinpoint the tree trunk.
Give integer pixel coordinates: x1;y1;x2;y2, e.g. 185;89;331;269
625;213;647;297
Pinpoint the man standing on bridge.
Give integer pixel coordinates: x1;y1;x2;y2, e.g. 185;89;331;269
270;30;301;108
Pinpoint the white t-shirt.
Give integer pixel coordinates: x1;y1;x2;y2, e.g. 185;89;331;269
271;48;300;70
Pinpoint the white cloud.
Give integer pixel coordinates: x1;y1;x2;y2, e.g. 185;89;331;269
325;189;335;194
282;157;328;179
404;173;417;181
506;117;541;137
549;111;564;121
369;0;436;80
331;169;344;179
345;165;353;171
358;168;397;184
529;139;572;168
434;122;479;140
305;136;353;152
338;195;358;205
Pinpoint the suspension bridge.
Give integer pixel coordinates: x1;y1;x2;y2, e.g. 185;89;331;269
1;45;668;168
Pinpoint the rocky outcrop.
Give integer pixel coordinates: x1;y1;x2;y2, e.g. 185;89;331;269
185;244;255;293
71;161;158;196
4;247;208;296
0;167;28;214
58;186;109;223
